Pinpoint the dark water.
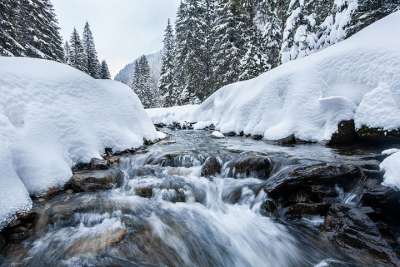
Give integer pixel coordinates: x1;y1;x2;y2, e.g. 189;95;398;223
0;130;388;267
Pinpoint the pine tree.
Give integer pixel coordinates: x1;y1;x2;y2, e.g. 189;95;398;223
0;0;24;56
18;0;64;61
100;60;111;79
255;0;283;68
280;0;318;63
63;41;71;64
211;0;247;89
132;56;159;108
69;28;88;72
159;19;177;107
174;0;210;104
82;22;100;78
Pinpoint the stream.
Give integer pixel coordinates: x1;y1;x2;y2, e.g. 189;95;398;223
1;129;398;267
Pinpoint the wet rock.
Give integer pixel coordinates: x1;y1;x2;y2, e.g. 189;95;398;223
201;157;222;177
226;152;273;179
2;213;37;243
90;158;109;170
324;204;400;266
328;120;357;146
224;131;236;137
145;152;201;168
265;163;362;202
357;126;400;144
66;227;127;256
285;203;331;218
0;234;5;250
361;185;400;224
70;169;124;192
277;134;296;145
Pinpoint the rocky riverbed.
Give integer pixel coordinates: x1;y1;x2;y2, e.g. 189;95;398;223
0;129;399;266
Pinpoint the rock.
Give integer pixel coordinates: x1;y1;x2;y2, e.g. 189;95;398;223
265;163;362;202
226;152;273;179
90;158;108;170
0;234;5;250
328;120;357;146
201;157;222;177
324;204;400;266
361;185;400;223
2;212;37;243
357;126;400;144
145;152;201;168
70;169;124;192
224;131;236;137
284;203;330;218
277;134;296;145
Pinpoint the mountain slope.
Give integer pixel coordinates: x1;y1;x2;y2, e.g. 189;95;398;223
114;51;162;86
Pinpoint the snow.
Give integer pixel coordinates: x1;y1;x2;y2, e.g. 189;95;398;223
382;149;400;156
147;12;400;142
191;11;400;141
380;151;400;190
0;57;158;228
211;131;225;139
146;105;199;125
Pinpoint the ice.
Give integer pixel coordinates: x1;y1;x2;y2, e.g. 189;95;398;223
0;57;158;228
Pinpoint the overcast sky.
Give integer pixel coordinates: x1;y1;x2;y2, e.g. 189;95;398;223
52;0;180;77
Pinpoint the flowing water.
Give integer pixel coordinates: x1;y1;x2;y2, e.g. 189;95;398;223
0;129;387;267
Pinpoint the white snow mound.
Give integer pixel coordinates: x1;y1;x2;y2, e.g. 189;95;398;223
0;57;158;228
147;105;199;125
152;11;400;142
380;151;400;190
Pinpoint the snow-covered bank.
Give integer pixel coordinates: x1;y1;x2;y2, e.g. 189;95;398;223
149;11;400;142
147;105;199;125
381;151;400;190
0;57;158;228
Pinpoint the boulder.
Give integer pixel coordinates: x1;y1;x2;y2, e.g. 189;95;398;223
226;152;273;179
145;152;201;168
90;158;109;170
324;204;400;266
70;169;124;192
328;120;357;146
265;163;362;202
201;157;222;177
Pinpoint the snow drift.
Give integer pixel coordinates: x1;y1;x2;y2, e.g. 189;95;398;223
380;149;400;190
149;11;400;142
0;57;158;228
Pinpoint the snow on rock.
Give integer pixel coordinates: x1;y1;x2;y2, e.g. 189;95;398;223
211;131;225;139
146;105;199;125
190;11;400;142
380;151;400;190
382;148;400;156
0;57;158;228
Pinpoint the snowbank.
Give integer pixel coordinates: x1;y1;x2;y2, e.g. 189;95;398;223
147;105;199;125
0;57;158;228
192;11;400;141
381;151;400;190
152;12;400;142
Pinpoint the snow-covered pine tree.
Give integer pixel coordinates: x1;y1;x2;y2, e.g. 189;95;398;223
69;28;88;73
132;56;159;108
82;22;101;78
239;0;270;81
0;0;24;56
211;0;247;89
63;41;71;64
159;19;177;107
100;60;111;79
281;0;319;63
255;0;284;69
18;0;64;61
174;0;208;104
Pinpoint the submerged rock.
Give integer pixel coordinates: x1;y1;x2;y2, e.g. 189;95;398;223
201;157;222;177
324;204;400;266
145;151;202;168
70;169;124;192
